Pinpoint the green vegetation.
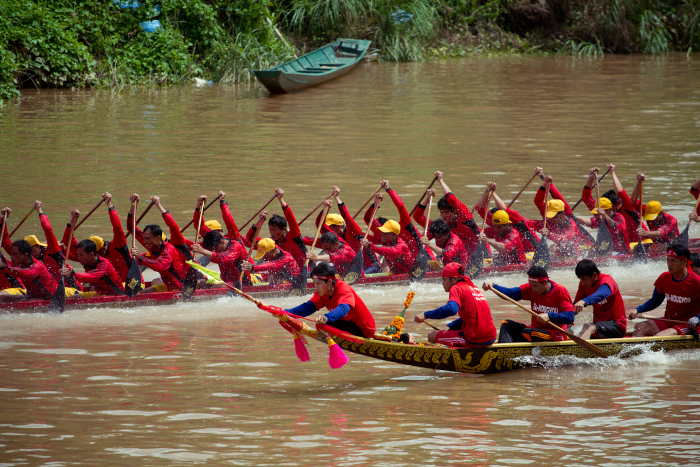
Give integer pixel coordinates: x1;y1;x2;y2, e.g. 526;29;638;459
1;0;699;100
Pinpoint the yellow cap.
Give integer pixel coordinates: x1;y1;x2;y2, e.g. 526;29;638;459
492;210;511;225
546;200;565;218
88;236;105;251
629;239;654;250
643;201;662;221
253;238;276;260
205;220;222;231
24;235;47;248
378;220;400;235
325;214;344;226
590;197;613;215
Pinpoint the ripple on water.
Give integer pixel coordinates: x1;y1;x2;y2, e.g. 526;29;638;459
166;413;222;421
97;410;168;416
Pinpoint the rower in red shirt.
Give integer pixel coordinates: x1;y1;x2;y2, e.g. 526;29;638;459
192;231;250;287
575;196;631;254
193;192;243;243
414;263;496;347
628;244;700;337
484;266;575;342
241;238;303;289
421;219;470;268
573;259;627;339
473;185;526;265
0;240;60;301
284;262;376;338
305;232;356;277
0;208;25;291
360;218;415;275
61;239;126;297
598;165;649;244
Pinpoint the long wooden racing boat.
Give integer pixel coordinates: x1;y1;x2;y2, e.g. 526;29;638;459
312;331;700;375
2;241;698;314
251;39;371;93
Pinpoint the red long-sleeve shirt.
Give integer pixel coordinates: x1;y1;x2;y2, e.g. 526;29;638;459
3;258;57;299
483;225;527;264
38;213;81;290
367;237;414;274
275;205;307;270
210;238;249;284
381;188;435;260
136;241;188;291
253;248;301;284
326;241;357;277
337;203;379;269
437;232;470;267
414;192;481;257
590;213;631;253
0;250;24;290
602;188;648;243
533;185;593;255
72;256;125;295
502;207;540;252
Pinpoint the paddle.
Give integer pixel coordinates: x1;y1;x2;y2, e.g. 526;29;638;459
571;167;611;211
73;198;105;231
180;194;223;233
487;286;608;358
408;194;432;283
239;230;258;288
352;186;383;219
305;204;331;268
423;321;440;331
636;314;688;326
50;212;78;313
181;199;205;299
345;197;381;285
594;172;614;256
124;199;142;297
125;201;155;239
299;193;333;226
239;193;277;231
508;171;538;208
531;184;551;270
8;207;35;238
674;189;700;248
409;176;438;216
465;188;492;279
633;180;649;263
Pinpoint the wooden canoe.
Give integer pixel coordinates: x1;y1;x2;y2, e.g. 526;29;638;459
252;39;371;93
2;240;698;314
312;330;700;375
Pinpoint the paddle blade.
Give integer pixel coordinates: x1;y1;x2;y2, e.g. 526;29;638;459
287;268;307;297
125;259;142;298
343;247;364;285
49;278;66;313
595;220;614;256
572;216;595;243
465;244;485;279
531;236;551;270
181;266;199;299
409;246;429;282
568;332;608;358
632;241;648;264
197;255;211;267
675;224;690;248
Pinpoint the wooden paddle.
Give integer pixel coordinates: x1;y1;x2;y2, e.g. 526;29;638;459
9;207;35;238
571;167;611;211
180;194;223;233
345;197;382;284
488;286;608;358
239;193;277;231
409;176;438;216
352;186;383;219
637;315;688;326
465;188;492;279
182;199;205;299
50;212;79;313
125;201;155;239
299;194;333;226
73;198;105;231
531;184;551;270
239;233;258;287
423;320;439;331
594;171;614;256
304;204;331;268
633;180;649;263
508;172;538;208
423;194;433;236
0;212;7;255
125;199;142;297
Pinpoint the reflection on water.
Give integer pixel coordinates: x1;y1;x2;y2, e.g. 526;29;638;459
2;53;700;465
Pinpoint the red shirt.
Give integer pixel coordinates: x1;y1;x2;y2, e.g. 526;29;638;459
648;213;679;243
500;207;539;252
590;213;630;253
338;203;379;269
438;232;470;268
520;280;574;334
73;256;125;296
532;184;594;255
253;248;301;284
272;205;307;270
449;279;497;344
194;200;241;241
327;241;357;277
653;270;700;320
210;238;248;284
4;258;58;299
414;192;480;257
369;237;414;274
309;280;376;338
574;273;626;331
599;189;648;243
136;241;189;291
37;214;81;290
483;224;526;264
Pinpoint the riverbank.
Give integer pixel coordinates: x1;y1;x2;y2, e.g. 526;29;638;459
1;0;699;101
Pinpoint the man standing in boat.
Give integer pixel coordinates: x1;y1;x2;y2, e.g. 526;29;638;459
628;244;700;337
483;266;575;343
414;263;496;347
284;262;375;338
573;259;627;339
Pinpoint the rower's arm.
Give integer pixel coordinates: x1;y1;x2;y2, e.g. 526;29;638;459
610;166;625;194
630;174;644;205
492;191;507;212
581;171;597;211
575;216;593;227
285;300;319;317
338;203;362;238
193;206;211;238
581;284;612;307
493;283;522;301
161;211;191;247
323;303;351;322
1;222;11;254
137;248;173;272
220;200;241;240
108;207;127;249
436;171;451;196
424;300;459;320
38;213;61;256
474;185;492;210
446;318;463;330
386;187;411;229
282;205;302;239
635;288;665;313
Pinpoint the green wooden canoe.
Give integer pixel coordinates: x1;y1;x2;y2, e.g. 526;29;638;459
252;39;371;94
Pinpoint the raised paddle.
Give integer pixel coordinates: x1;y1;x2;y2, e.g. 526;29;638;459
73;198;105;231
508;171;539;208
633;180;649;263
409;176;438;216
125;201;155;239
8;207;35;238
571;167;611;211
487;286;608;359
352;186;383;219
531;184;551;270
299;193;333;226
674;187;700;248
465;188;492;279
408;194;433;283
239;193;277;231
50;212;78;313
239;232;258;288
125;199;142;298
344;197;382;285
182;199;205;299
594;171;614;256
180;193;223;233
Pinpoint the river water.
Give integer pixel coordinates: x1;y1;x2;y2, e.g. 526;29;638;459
1;54;700;466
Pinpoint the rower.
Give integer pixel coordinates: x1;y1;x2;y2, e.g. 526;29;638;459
284;262;376;338
575;196;631;254
620;173;679;247
360;213;415;275
484;266;575;343
603;165;649;244
192;231;250;287
61;239;126;297
627;245;700;337
305;232;356;277
573;259;627;339
193;192;244;244
421;219;469;268
241;238;303;288
414;263;496;347
474;184;526;265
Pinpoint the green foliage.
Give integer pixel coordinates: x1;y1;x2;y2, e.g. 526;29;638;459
566;38;604;57
639;10;670;53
